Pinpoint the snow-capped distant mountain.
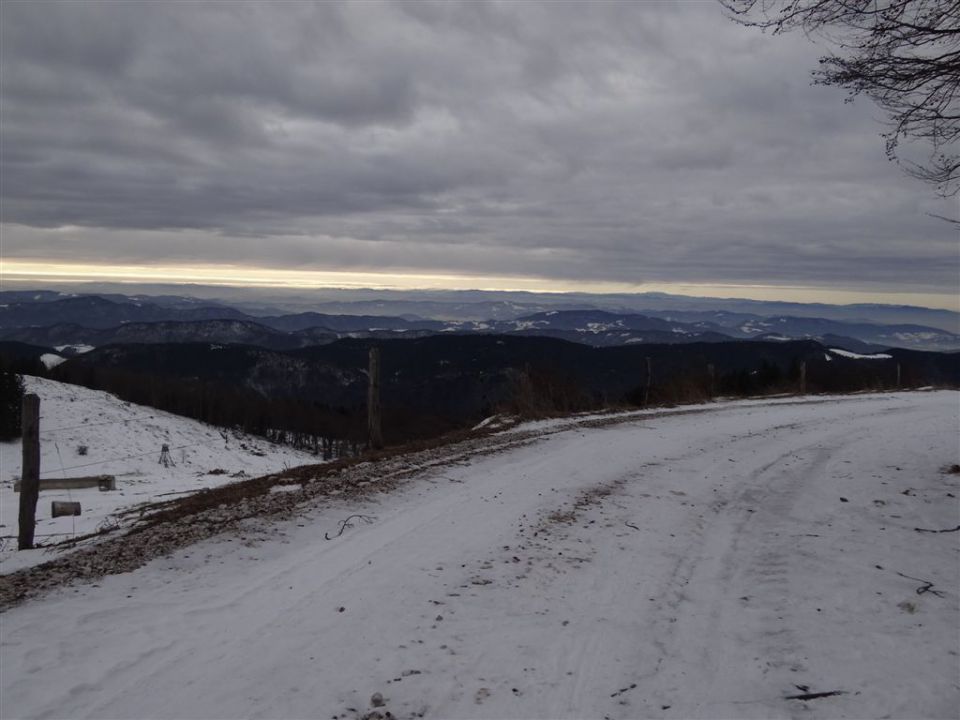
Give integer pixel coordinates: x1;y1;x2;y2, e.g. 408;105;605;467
0;295;248;329
442;310;735;346
0;320;327;351
1;291;958;351
731;316;960;352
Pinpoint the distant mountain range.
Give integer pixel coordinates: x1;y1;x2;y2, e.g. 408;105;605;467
3;302;957;446
0;294;249;328
2;291;958;352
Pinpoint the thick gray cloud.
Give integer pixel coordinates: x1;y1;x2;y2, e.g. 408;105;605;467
1;1;956;295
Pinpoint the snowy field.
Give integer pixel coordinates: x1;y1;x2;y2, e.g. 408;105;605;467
0;377;321;572
1;390;958;719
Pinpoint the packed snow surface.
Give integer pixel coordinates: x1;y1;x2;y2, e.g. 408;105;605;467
1;391;958;720
0;377;320;572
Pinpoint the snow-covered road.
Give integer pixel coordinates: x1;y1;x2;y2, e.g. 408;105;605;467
2;392;958;719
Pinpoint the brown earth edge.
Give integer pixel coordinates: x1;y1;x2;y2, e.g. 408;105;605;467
0;395;872;611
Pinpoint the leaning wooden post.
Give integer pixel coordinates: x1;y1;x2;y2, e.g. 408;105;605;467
367;347;383;450
799;361;807;395
707;363;716;399
18;394;40;550
896;363;901;389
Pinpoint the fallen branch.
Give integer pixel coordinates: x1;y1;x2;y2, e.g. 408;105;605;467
325;514;376;540
624;521;640;531
896;571;946;598
914;525;960;534
36;523;122;551
154;490;199;498
784;690;845;701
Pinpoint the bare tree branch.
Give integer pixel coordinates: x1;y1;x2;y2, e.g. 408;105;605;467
720;0;960;196
324;514;377;541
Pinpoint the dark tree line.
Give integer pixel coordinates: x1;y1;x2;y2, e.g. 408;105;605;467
0;338;948;458
49;363;475;456
0;368;25;440
52;363;370;455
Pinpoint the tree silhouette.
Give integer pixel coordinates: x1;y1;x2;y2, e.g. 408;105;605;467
0;369;24;440
721;0;960;196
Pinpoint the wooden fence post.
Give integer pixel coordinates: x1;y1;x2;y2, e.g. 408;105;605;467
707;363;715;398
18;393;40;550
368;347;383;450
799;361;807;395
643;357;652;406
896;363;901;389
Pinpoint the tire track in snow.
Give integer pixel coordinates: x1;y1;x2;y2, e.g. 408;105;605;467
1;392;956;720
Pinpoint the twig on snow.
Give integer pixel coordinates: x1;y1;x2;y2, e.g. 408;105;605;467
324;514;377;540
914;525;960;534
154;490;198;498
624;521;640;531
610;682;637;698
895;571;946;598
784;690;845;701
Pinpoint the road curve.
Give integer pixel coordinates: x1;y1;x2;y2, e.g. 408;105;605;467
1;392;957;720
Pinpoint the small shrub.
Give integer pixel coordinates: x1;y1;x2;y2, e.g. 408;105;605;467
500;366;595;419
76;445;89;456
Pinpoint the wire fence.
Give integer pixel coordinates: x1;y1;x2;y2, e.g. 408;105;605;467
35;442;210;477
15;409;238;477
3;430;247;549
3;389;334;553
10;418;304;479
39;417;142;434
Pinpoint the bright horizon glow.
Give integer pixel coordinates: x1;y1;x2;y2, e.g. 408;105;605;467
2;259;957;311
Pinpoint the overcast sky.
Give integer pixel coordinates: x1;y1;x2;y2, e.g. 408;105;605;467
1;1;957;306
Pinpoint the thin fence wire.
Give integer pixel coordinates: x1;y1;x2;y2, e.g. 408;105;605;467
52;440;77;536
39;418;142;434
38;441;209;478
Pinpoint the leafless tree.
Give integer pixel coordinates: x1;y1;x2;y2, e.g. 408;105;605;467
721;0;960;197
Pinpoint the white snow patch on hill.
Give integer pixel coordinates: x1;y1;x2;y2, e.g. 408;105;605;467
471;414;518;431
0;376;321;572
38;354;66;370
893;331;944;342
830;348;893;360
54;344;95;354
